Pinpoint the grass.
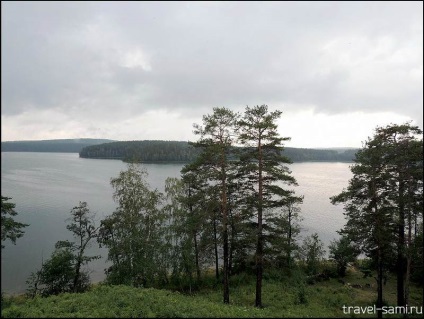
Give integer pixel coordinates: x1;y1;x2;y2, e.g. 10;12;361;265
2;268;422;318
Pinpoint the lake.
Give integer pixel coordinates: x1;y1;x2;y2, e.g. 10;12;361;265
1;152;352;294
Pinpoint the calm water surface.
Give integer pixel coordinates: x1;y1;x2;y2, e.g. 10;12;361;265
1;152;352;294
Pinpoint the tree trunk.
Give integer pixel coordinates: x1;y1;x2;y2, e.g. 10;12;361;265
213;214;219;281
397;181;406;307
288;207;292;269
377;249;383;319
255;138;263;308
229;212;236;276
222;168;230;304
255;211;263;308
73;258;82;292
372;178;383;319
404;195;413;306
188;185;201;282
193;230;201;282
223;219;229;304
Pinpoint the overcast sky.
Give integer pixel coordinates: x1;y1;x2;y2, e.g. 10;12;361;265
1;1;422;148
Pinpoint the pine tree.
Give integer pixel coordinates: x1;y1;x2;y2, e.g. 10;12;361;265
332;139;394;319
266;195;303;270
238;105;299;308
331;122;423;317
369;123;423;306
191;107;239;304
66;201;100;292
1;196;28;249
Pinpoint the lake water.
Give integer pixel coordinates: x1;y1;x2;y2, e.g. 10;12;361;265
1;152;352;294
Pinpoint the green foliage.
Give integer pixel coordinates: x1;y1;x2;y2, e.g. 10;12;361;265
25;202;99;297
98;163;165;287
265;196;303;269
1;285;264;318
25;270;42;299
295;284;308;305
410;222;423;285
282;147;357;162
66;202;100;292
1;196;29;249
328;236;360;277
331;122;423;307
41;244;83;296
191;107;240;304
79;140;201;162
26;242;91;297
77;139;358;163
298;233;326;276
237;104;301;307
8;108;423;317
3;270;423;318
162;175;212;291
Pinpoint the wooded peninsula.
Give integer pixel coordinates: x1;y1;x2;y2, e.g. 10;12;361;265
79;140;358;163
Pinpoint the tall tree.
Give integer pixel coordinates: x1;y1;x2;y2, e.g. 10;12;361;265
37;241;81;296
98;163;165;287
328;235;360;277
370;123;423;306
238;105;299;308
26;202;99;296
332;140;393;319
1;196;28;249
298;233;326;276
192;107;239;304
226;166;252;276
163;176;205;291
266;195;303;270
180;163;214;282
182;148;224;282
331;122;422;317
66;201;100;292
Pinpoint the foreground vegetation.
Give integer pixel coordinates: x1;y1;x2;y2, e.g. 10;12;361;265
2;269;422;318
2;106;422;318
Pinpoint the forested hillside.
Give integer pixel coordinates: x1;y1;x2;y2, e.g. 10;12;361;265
79;140;358;162
283;147;357;162
79;140;201;162
1;139;114;153
1;139;358;162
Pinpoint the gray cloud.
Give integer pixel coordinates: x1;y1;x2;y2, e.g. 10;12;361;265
2;1;423;135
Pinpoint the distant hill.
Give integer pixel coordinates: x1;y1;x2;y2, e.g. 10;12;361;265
313;147;359;154
283;147;358;162
79;140;359;163
79;140;200;162
1;139;115;153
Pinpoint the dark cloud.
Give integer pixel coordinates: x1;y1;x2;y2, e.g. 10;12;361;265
2;1;423;134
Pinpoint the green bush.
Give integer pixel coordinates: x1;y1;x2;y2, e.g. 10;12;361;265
2;271;423;318
294;285;308;305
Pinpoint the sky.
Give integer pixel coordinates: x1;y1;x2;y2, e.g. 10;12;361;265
1;1;423;148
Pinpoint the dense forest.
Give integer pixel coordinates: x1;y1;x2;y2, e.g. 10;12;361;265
1;139;114;153
1;138;358;162
1;106;422;318
79;140;358;163
79;140;201;162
